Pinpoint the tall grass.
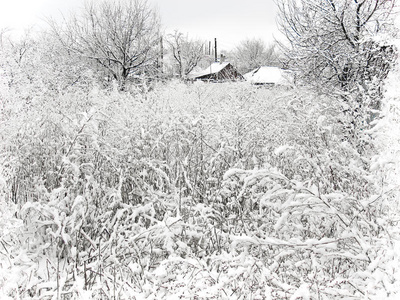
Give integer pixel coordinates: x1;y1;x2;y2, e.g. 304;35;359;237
0;80;398;299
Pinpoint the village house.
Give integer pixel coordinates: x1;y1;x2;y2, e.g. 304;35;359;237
244;66;293;86
188;61;244;82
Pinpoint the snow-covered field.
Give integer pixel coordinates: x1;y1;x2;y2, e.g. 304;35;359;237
1;76;399;299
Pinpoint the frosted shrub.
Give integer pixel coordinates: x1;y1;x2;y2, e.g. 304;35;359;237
0;78;398;299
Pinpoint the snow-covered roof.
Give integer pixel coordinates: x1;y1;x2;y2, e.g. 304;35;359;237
188;62;230;79
244;66;292;85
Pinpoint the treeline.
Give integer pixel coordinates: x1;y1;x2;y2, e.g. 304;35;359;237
1;0;281;92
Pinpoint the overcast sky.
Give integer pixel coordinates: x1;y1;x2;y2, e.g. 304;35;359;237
0;0;282;50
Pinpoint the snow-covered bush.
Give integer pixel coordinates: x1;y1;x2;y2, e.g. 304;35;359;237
0;58;399;299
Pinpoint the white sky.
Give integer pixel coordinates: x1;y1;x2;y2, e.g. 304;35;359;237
0;0;282;50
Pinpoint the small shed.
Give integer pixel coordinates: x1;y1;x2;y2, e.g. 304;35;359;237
244;66;293;86
188;62;244;82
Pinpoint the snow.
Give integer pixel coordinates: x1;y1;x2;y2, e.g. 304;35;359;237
244;66;293;85
290;283;310;300
274;144;292;155
2;17;400;298
222;168;249;180
187;62;230;79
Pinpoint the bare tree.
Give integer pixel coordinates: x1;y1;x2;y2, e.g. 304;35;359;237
232;38;279;74
167;31;205;78
48;0;160;89
0;28;11;48
277;0;396;150
277;0;395;92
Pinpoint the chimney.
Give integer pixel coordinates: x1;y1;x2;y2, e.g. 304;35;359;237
214;38;217;62
220;54;225;64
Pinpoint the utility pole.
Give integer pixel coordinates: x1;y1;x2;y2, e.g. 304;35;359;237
209;41;211;56
214;38;217;62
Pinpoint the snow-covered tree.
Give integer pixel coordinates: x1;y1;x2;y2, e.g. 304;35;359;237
277;0;396;149
232;38;279;74
166;31;205;78
48;0;160;89
277;0;395;91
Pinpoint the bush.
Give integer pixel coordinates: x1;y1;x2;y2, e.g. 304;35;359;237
0;79;398;299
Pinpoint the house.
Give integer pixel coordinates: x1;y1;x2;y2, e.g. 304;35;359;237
188;62;244;82
244;66;293;86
